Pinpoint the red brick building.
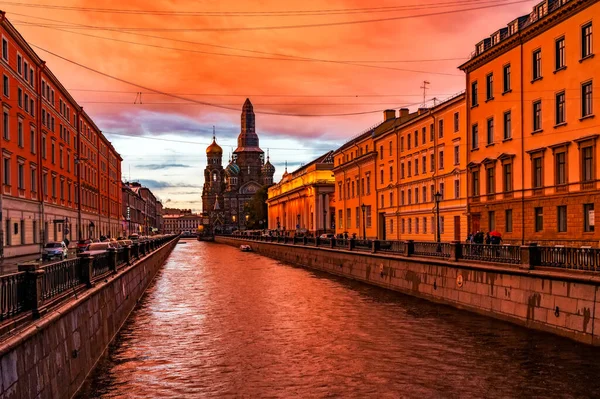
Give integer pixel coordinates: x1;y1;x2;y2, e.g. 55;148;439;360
0;13;122;257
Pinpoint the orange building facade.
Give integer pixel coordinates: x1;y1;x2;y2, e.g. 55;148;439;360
0;13;122;257
374;95;468;242
461;0;599;245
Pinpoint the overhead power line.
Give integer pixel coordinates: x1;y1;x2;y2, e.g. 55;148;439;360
66;89;458;97
1;0;518;17
13;21;462;76
30;43;433;117
8;0;532;32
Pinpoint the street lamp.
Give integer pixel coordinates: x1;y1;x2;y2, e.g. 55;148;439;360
434;191;442;244
361;203;366;240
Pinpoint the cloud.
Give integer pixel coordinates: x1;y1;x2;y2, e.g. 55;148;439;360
136;163;193;170
138;179;202;189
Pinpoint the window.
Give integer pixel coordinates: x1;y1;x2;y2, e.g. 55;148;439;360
17;119;23;148
454;112;460;132
505;209;513;232
380;194;384;208
414;159;419;176
552;37;566;73
400;137;404;152
486;73;493;100
379;146;383;160
338;210;343;228
471;81;478;106
415;188;419;204
582;146;594;181
407;134;411;150
389;192;394;207
17;163;24;190
430;184;435;202
3;109;8;140
366;206;372;228
439;182;445;199
557;205;567;232
440;216;445;234
42;173;47;196
582;22;593;59
401;190;405;205
23;61;28;82
24;94;28;112
454;179;460;199
430;154;435;172
472;123;479;149
380;169;384;184
18;88;23;108
389;165;393;181
414;131;418;148
17;54;22;74
503;163;513;192
355;207;360;228
408;189;412;204
472;170;480;196
30;166;36;192
41;136;46;159
401;163;405;178
584;203;595;232
401;219;405;234
346;208;351;229
533;157;543;188
422;156;426;174
30;129;35;154
556;91;566;124
503;111;512;139
533;101;542;131
454;146;460;165
1;38;7;61
535;207;543;232
438;119;444;138
582;81;593;117
3;157;9;185
366;175;370;194
389;141;392;156
429;124;434;142
486;118;494;145
422;186;427;202
51;142;55;164
439;151;444;169
351;181;355;197
415;218;419;234
390;219;394;234
2;75;8;97
555;151;566;185
503;64;511;92
488;211;496;231
486;166;495;194
533;49;542;80
407;161;412;177
408;218;412;234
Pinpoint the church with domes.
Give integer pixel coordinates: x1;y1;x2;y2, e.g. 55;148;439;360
201;99;275;232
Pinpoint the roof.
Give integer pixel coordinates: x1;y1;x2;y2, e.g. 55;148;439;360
289;150;334;176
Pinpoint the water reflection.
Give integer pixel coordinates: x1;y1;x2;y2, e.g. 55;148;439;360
77;241;600;398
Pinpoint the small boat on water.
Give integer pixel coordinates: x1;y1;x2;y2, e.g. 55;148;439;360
240;245;252;252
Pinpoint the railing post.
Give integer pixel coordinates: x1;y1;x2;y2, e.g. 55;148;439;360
303;236;308;245
108;247;118;274
519;244;538;270
316;237;321;247
349;238;355;251
18;262;44;319
331;238;335;249
372;240;380;253
450;241;462;261
79;253;94;288
124;245;132;266
132;243;140;259
405;240;414;257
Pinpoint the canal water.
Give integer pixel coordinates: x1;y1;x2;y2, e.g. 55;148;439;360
78;241;600;398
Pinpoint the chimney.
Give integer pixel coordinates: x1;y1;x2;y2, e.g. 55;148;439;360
399;108;409;118
384;109;396;121
418;108;429;115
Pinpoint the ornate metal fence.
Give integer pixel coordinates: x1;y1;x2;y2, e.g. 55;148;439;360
539;246;600;270
413;242;451;258
378;240;405;254
0;272;27;321
461;244;521;264
40;258;83;301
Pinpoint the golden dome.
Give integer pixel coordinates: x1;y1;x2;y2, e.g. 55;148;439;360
206;138;222;155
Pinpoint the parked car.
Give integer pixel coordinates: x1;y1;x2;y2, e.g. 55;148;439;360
43;241;68;261
128;234;140;243
87;242;118;252
118;239;133;247
77;239;92;253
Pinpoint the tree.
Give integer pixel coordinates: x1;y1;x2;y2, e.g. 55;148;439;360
243;186;269;229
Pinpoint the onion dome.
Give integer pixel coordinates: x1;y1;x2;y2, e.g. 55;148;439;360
206;127;222;155
262;151;275;175
225;161;240;176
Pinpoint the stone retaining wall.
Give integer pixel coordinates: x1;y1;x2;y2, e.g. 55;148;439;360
0;238;178;399
218;237;600;346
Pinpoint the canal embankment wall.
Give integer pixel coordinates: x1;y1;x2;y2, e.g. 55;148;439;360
0;238;178;399
217;237;600;346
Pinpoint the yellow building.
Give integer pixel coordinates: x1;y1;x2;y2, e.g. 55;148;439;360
460;0;599;245
374;94;468;242
267;152;335;235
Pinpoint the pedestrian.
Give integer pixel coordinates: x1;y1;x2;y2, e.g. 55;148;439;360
485;232;491;245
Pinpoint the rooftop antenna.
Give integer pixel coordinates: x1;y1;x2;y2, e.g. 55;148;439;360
420;80;430;107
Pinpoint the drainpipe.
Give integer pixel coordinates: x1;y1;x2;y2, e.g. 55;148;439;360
37;62;46;253
394;125;401;240
431;109;439;241
520;34;525;245
465;70;471;237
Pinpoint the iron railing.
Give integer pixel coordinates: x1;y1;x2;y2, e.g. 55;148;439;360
40;258;83;301
413;242;451;258
461;244;521;264
354;239;372;252
539;246;600;271
0;272;27;321
378;240;406;254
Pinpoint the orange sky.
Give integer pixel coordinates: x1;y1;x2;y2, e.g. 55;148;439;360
1;0;540;211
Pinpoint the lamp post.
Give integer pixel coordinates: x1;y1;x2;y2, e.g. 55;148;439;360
361;203;366;240
245;214;249;229
323;207;327;236
232;215;237;231
434;191;442;245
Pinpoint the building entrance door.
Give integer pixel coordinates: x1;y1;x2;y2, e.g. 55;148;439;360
454;216;461;241
379;213;386;240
